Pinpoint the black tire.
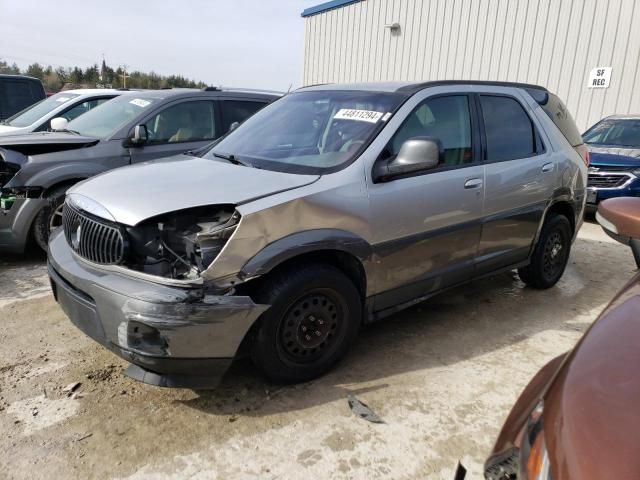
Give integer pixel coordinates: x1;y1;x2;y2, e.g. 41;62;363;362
33;185;70;252
518;214;572;289
251;263;361;383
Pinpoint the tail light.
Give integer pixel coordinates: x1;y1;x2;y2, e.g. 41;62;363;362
574;144;589;166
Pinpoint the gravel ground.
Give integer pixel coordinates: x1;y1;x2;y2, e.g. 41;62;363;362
0;220;634;479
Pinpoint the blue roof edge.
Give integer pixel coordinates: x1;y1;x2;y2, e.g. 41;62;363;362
301;0;363;18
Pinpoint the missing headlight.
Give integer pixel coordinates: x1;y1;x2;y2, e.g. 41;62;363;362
125;205;239;280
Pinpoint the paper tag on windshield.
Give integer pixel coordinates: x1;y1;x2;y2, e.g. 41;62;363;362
334;109;385;123
56;97;71;103
129;98;151;108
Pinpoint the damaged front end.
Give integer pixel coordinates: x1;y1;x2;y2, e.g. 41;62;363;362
64;195;240;284
48;197;271;388
0;148;30;211
124;205;240;281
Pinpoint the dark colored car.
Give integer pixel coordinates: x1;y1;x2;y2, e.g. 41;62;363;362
584;115;640;211
0;74;46;121
477;197;640;480
0;87;280;252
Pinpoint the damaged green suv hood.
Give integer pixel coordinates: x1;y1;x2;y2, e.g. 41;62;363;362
68;155;320;226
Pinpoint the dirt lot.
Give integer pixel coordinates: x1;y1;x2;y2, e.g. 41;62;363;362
0;220;634;479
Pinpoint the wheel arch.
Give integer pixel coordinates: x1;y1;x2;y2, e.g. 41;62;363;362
533;197;577;249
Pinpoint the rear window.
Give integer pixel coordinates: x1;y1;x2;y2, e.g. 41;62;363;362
1;79;43;118
530;90;583;147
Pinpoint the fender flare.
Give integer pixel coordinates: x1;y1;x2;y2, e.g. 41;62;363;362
22;162;111;190
239;228;374;280
532;190;577;248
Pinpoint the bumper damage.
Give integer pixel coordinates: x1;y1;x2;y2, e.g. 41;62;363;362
48;229;269;388
0;196;47;252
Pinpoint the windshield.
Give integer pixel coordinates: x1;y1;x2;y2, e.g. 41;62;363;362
5;92;80;127
205;90;407;174
583;119;640;147
68;95;157;139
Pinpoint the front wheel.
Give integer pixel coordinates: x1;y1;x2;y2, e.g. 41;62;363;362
518;214;572;289
33;185;69;252
251;264;361;383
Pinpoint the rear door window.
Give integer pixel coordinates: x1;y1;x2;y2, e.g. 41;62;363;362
388;95;473;167
479;95;539;162
144;100;217;144
221;100;268;133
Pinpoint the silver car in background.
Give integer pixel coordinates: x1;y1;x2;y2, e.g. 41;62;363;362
48;81;588;388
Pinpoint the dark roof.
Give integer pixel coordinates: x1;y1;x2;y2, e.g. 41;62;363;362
118;87;281;101
0;73;41;82
301;0;363;18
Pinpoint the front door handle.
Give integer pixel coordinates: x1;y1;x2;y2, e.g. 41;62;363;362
464;178;483;189
542;162;554;173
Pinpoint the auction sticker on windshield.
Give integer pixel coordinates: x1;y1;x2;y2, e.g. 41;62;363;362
334;109;385;123
129;99;152;108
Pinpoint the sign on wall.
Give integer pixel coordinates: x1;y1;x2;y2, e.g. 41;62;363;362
588;67;612;88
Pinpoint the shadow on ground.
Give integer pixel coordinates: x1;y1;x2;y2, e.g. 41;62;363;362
182;234;633;417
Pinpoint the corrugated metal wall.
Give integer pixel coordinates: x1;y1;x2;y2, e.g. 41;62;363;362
302;0;640;130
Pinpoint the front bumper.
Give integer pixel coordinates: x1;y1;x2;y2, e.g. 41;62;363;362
0;197;46;252
48;229;269;388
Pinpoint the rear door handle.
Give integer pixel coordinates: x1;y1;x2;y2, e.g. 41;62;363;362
542;162;554;173
464;178;483;189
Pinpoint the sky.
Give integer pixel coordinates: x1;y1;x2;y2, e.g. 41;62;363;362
0;0;320;91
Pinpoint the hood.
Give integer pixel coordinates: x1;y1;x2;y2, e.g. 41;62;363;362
0;125;22;136
588;151;640;168
542;272;640;479
588;144;640;159
69;155;320;226
0;131;99;156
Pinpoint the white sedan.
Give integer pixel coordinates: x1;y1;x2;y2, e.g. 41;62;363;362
0;89;124;136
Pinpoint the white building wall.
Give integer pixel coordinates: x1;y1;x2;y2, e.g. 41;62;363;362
302;0;640;130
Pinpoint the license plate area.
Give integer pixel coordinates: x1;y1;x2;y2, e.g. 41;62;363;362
587;188;597;204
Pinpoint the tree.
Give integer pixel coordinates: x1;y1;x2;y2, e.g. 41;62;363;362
0;57;208;92
0;60;21;74
26;63;44;79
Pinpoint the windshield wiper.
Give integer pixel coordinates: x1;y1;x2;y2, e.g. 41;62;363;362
60;128;82;135
213;152;252;167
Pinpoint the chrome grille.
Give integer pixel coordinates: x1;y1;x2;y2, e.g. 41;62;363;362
587;173;630;188
62;203;125;265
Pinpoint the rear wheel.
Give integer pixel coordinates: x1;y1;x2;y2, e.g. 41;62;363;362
33;185;69;252
518;214;572;289
251;264;361;383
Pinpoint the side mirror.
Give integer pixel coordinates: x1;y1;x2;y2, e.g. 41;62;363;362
229;121;240;133
130;124;148;145
50;117;69;131
374;137;443;182
597;197;640;268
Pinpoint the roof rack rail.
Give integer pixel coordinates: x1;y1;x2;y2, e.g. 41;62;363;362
214;86;284;95
202;86;220;91
397;80;549;94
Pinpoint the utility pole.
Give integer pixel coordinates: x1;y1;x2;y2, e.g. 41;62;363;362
119;65;130;88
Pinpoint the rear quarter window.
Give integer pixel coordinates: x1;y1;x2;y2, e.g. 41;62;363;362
530;91;583;147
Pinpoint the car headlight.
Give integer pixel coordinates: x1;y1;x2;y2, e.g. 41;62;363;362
632;168;640;177
125;205;240;280
519;401;551;480
484;401;550;480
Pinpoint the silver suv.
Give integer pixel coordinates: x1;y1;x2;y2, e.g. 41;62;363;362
48;81;588;388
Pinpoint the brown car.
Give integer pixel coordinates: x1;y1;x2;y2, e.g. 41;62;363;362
478;197;640;480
